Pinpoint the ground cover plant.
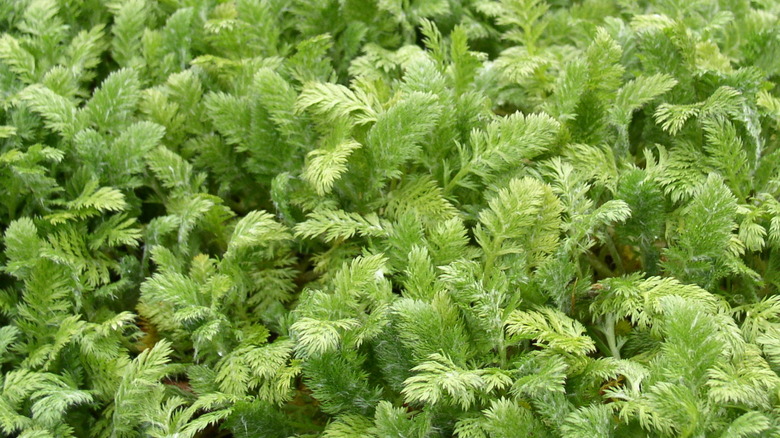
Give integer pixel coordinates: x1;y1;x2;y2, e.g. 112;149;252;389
1;0;780;436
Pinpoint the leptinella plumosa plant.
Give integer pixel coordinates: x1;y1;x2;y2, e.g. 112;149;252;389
1;0;780;436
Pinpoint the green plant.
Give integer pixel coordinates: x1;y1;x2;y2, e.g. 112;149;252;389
1;0;779;436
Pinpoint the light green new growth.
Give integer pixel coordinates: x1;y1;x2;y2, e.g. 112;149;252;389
0;0;779;437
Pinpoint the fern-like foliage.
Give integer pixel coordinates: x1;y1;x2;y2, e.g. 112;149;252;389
0;0;779;436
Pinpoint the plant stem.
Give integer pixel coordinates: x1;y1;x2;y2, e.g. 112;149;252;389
444;162;471;194
603;313;621;360
586;252;614;278
606;234;624;275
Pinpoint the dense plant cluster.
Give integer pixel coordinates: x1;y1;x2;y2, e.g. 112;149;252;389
1;0;780;436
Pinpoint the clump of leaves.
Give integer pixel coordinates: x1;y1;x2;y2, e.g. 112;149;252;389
1;0;779;437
